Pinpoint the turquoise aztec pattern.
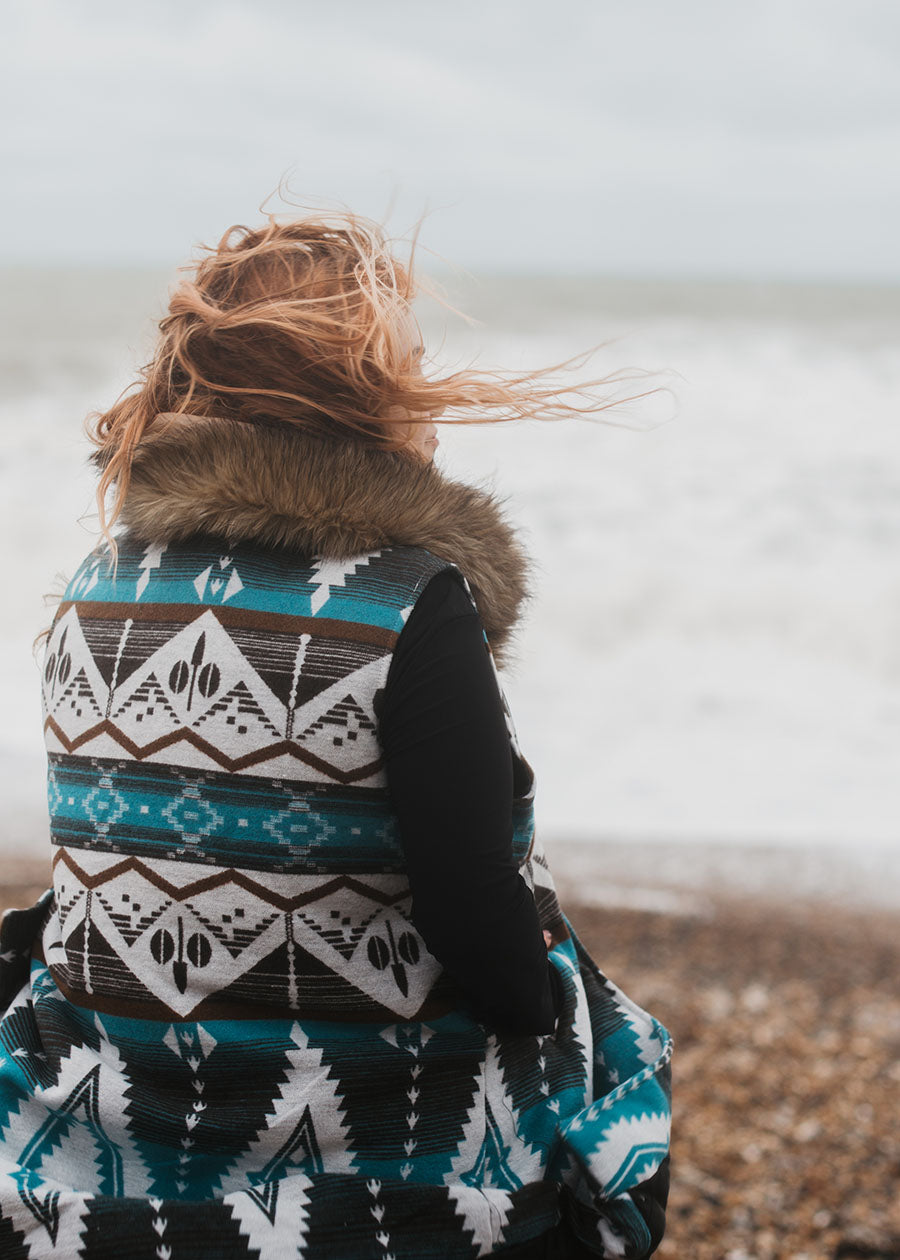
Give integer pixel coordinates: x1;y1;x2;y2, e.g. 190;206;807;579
0;537;672;1257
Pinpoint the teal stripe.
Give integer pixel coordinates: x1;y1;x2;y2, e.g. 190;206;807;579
66;540;451;630
48;755;405;872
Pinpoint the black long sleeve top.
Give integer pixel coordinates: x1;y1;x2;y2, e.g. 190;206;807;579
381;569;670;1245
379;567;559;1036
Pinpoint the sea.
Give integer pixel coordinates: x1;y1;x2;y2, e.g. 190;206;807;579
2;267;898;908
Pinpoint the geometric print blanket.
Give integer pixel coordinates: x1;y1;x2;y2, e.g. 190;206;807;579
0;537;672;1257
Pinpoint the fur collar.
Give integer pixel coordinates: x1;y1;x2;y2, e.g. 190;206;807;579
113;415;530;664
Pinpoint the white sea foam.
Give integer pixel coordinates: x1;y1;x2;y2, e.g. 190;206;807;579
1;270;898;903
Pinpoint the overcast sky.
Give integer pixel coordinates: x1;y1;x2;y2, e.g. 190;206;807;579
3;0;900;279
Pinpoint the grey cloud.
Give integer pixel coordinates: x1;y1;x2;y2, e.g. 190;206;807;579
2;0;900;277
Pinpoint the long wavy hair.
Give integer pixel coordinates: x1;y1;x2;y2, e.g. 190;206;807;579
90;209;645;551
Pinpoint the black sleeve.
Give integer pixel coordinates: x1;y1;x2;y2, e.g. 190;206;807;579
379;566;559;1036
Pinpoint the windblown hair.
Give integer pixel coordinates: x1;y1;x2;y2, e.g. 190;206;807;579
90;209;638;549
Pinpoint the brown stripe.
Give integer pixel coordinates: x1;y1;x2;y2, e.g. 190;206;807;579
43;716;384;783
55;601;398;648
53;849;410;911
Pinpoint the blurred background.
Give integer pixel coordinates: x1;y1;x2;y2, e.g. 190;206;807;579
1;0;899;900
3;5;900;1256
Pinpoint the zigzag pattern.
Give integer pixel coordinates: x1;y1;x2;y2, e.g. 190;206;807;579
47;848;438;1021
42;600;393;786
43;714;384;782
51;848;411;911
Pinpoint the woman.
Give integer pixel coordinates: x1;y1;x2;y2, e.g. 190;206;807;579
0;213;671;1258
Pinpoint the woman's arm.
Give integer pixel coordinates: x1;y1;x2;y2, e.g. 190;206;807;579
379;567;558;1035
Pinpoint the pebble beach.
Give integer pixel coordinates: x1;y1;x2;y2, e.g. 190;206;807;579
579;894;900;1260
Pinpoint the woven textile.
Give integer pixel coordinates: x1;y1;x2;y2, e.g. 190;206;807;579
0;536;672;1258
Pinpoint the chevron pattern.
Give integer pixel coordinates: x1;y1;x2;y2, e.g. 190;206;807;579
43;603;392;784
46;847;442;1021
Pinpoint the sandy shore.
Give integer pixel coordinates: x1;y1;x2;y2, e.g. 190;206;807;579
2;858;898;1260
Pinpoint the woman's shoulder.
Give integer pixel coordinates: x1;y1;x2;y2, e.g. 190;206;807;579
378;544;462;599
400;562;475;622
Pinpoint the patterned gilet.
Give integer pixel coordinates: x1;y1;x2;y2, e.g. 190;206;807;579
0;493;671;1259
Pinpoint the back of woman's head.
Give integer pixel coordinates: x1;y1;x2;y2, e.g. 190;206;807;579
154;216;422;438
90;207;650;546
92;213;431;534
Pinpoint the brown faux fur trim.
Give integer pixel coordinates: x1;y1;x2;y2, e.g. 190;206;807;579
113;415;530;664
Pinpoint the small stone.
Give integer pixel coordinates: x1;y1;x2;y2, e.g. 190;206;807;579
741;983;770;1013
701;986;735;1020
794;1118;822;1143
